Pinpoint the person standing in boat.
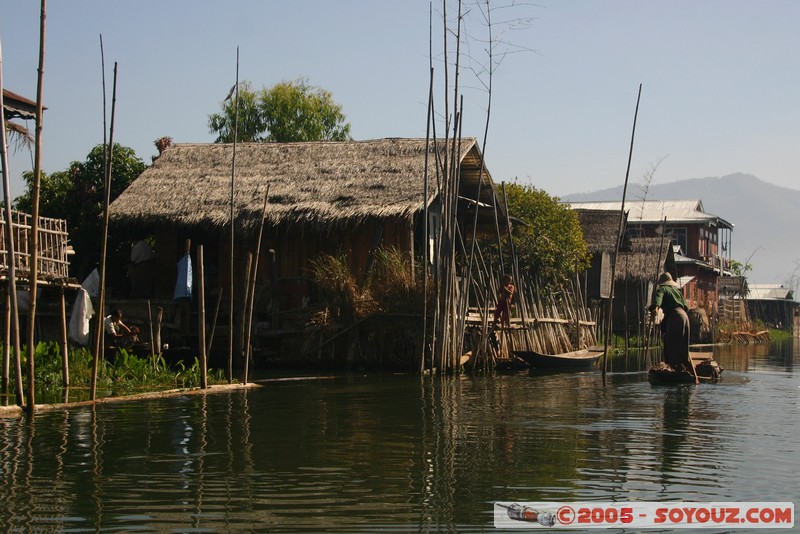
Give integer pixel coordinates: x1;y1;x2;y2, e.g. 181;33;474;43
649;272;699;384
493;274;516;328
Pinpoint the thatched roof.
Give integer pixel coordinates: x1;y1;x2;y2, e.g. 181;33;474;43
573;209;622;253
616;237;674;281
109;138;498;230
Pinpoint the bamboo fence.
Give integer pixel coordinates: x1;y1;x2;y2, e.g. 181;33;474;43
0;210;71;282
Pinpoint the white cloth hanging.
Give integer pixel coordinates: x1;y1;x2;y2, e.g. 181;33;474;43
68;288;95;346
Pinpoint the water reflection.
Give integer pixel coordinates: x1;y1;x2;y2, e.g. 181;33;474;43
0;339;796;532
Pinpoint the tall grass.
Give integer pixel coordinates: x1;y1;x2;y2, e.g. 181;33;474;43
368;247;429;312
307;247;431;369
308;253;368;323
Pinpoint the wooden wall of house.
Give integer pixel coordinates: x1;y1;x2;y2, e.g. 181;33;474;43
154;226;178;297
747;299;796;331
210;216;413;313
145;216;414;317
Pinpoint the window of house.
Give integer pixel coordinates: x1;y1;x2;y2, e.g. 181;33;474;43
624;226;642;242
667;227;687;255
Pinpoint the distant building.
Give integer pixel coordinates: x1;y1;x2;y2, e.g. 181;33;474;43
743;284;799;334
566;200;734;312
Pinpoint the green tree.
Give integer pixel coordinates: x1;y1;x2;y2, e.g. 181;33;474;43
728;259;752;277
15;143;147;281
208;78;352;143
497;184;590;284
207;81;266;143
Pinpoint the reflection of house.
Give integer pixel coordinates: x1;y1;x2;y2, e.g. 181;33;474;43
108;138;504;346
567;200;734;311
744;284;799;334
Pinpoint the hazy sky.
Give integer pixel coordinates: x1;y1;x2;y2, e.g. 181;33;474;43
3;0;799;203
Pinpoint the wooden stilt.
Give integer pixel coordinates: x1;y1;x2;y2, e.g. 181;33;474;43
59;286;69;388
197;245;207;388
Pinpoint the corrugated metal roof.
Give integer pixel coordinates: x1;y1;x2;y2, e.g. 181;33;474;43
565;199;733;229
747;284;794;300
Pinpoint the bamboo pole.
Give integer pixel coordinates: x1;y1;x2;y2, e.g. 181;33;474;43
207;289;222;355
147;300;154;366
238;252;252;372
2;290;8;404
420;66;433;373
59;286;68;387
91;62;118;400
602;83;642;379
269;250;278;331
574;269;582;349
501;182;532;353
227;48;240;384
243;185;269;385
0;42;24;406
155;308;163;356
25;0;48;410
197;245;207;388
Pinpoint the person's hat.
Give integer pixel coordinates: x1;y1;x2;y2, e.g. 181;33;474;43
657;272;678;287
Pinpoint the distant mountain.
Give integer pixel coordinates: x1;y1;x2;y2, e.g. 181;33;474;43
562;173;800;285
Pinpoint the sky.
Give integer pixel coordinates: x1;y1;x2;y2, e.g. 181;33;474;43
2;1;799;203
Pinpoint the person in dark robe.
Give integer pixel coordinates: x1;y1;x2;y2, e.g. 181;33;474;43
649;272;699;384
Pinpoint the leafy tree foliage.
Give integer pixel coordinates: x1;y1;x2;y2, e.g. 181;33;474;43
208;78;352;143
728;259;752;277
207;81;265;143
15;143;147;281
497;184;590;284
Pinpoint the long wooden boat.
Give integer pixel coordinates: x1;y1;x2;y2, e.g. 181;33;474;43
512;348;602;369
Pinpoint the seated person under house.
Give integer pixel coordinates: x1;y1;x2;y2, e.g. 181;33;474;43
104;308;139;349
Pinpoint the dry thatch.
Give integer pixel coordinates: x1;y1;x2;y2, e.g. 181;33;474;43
573;209;621;253
616;236;674;281
109;138;497;231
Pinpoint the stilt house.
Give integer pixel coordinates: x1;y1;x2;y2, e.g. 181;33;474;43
108;138;504;344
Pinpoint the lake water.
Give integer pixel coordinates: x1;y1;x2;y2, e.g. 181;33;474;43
0;340;797;532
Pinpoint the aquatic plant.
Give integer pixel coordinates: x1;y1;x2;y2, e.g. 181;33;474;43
4;341;225;402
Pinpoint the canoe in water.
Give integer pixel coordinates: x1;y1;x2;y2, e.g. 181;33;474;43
512;348;602;369
648;360;723;384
